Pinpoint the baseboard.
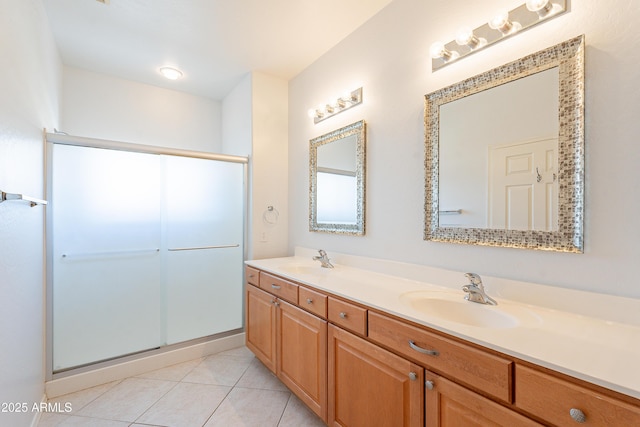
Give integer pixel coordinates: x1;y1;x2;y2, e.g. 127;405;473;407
45;332;245;398
29;394;47;427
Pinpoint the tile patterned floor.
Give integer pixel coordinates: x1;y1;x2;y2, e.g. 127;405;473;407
38;346;326;427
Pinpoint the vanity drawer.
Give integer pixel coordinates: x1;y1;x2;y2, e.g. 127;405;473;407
368;311;513;403
245;266;260;286
328;297;367;336
259;272;298;304
299;286;327;319
515;365;640;426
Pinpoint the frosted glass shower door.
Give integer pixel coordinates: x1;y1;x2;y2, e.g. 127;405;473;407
51;145;163;371
164;156;245;344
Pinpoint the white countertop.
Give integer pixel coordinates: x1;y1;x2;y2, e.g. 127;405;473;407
246;249;640;400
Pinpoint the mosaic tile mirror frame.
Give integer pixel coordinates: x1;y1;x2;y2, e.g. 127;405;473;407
424;35;585;252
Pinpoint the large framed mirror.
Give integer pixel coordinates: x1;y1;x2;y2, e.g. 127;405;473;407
310;120;366;235
425;35;584;252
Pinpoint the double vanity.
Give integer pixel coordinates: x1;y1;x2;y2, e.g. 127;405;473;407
245;249;640;426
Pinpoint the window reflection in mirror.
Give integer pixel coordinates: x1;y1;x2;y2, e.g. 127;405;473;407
317;133;358;224
310;120;365;235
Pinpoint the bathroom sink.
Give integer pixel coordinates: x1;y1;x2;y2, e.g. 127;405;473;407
399;291;538;329
276;263;329;276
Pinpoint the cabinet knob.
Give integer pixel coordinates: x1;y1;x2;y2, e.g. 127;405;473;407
408;372;418;381
306;298;313;304
271;298;279;307
425;380;435;390
339;312;348;319
569;408;586;423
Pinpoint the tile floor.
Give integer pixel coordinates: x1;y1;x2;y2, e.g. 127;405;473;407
38;346;326;427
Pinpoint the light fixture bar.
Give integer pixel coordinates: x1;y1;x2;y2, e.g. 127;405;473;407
431;0;566;71
310;87;363;124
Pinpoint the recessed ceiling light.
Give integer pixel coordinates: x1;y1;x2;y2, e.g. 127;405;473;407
159;67;183;80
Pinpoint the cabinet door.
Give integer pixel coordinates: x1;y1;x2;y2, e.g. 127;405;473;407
245;284;277;373
425;371;541;427
278;300;328;422
328;324;423;427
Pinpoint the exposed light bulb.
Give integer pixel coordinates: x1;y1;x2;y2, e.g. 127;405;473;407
342;91;354;103
307;108;317;118
488;9;514;35
430;41;452;60
159;66;183;80
526;0;554;17
455;27;481;48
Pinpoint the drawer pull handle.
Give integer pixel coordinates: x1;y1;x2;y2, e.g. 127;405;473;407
569;408;586;423
408;340;439;356
339;312;348;319
248;274;255;278
306;298;313;304
408;372;417;381
271;284;281;290
425;380;435;390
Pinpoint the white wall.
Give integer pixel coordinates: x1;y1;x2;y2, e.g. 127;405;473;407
249;72;289;260
222;73;252;157
61;67;222;152
0;0;61;425
288;0;640;298
221;72;289;260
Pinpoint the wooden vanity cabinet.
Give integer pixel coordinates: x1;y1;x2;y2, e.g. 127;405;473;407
245;276;328;423
425;371;542;427
515;364;640;426
246;266;640;427
245;284;277;372
246;266;260;286
277;299;327;421
328;324;424;427
368;311;513;403
328;297;367;336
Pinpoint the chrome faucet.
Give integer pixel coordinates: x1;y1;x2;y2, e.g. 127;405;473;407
313;249;334;268
462;273;497;305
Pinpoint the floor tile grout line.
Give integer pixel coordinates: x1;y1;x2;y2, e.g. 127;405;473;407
197;385;235;427
277;393;296;427
132;378;183;425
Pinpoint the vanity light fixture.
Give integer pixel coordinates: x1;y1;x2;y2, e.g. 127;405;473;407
487;9;516;35
455;27;484;49
159;66;183;80
308;87;363;124
526;0;556;18
430;41;458;61
430;0;567;71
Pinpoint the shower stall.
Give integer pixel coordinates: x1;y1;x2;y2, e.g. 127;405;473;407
46;134;247;373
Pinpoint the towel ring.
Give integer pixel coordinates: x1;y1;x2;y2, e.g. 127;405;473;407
263;206;279;225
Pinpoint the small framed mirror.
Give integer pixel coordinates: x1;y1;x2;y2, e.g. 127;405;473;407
310;120;366;235
425;35;584;252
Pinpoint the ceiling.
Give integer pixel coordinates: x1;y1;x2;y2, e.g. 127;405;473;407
43;0;393;100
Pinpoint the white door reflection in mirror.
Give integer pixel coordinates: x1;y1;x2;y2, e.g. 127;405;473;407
488;138;558;231
439;67;559;230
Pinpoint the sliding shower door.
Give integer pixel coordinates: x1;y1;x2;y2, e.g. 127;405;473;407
50;143;245;372
164;156;244;344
